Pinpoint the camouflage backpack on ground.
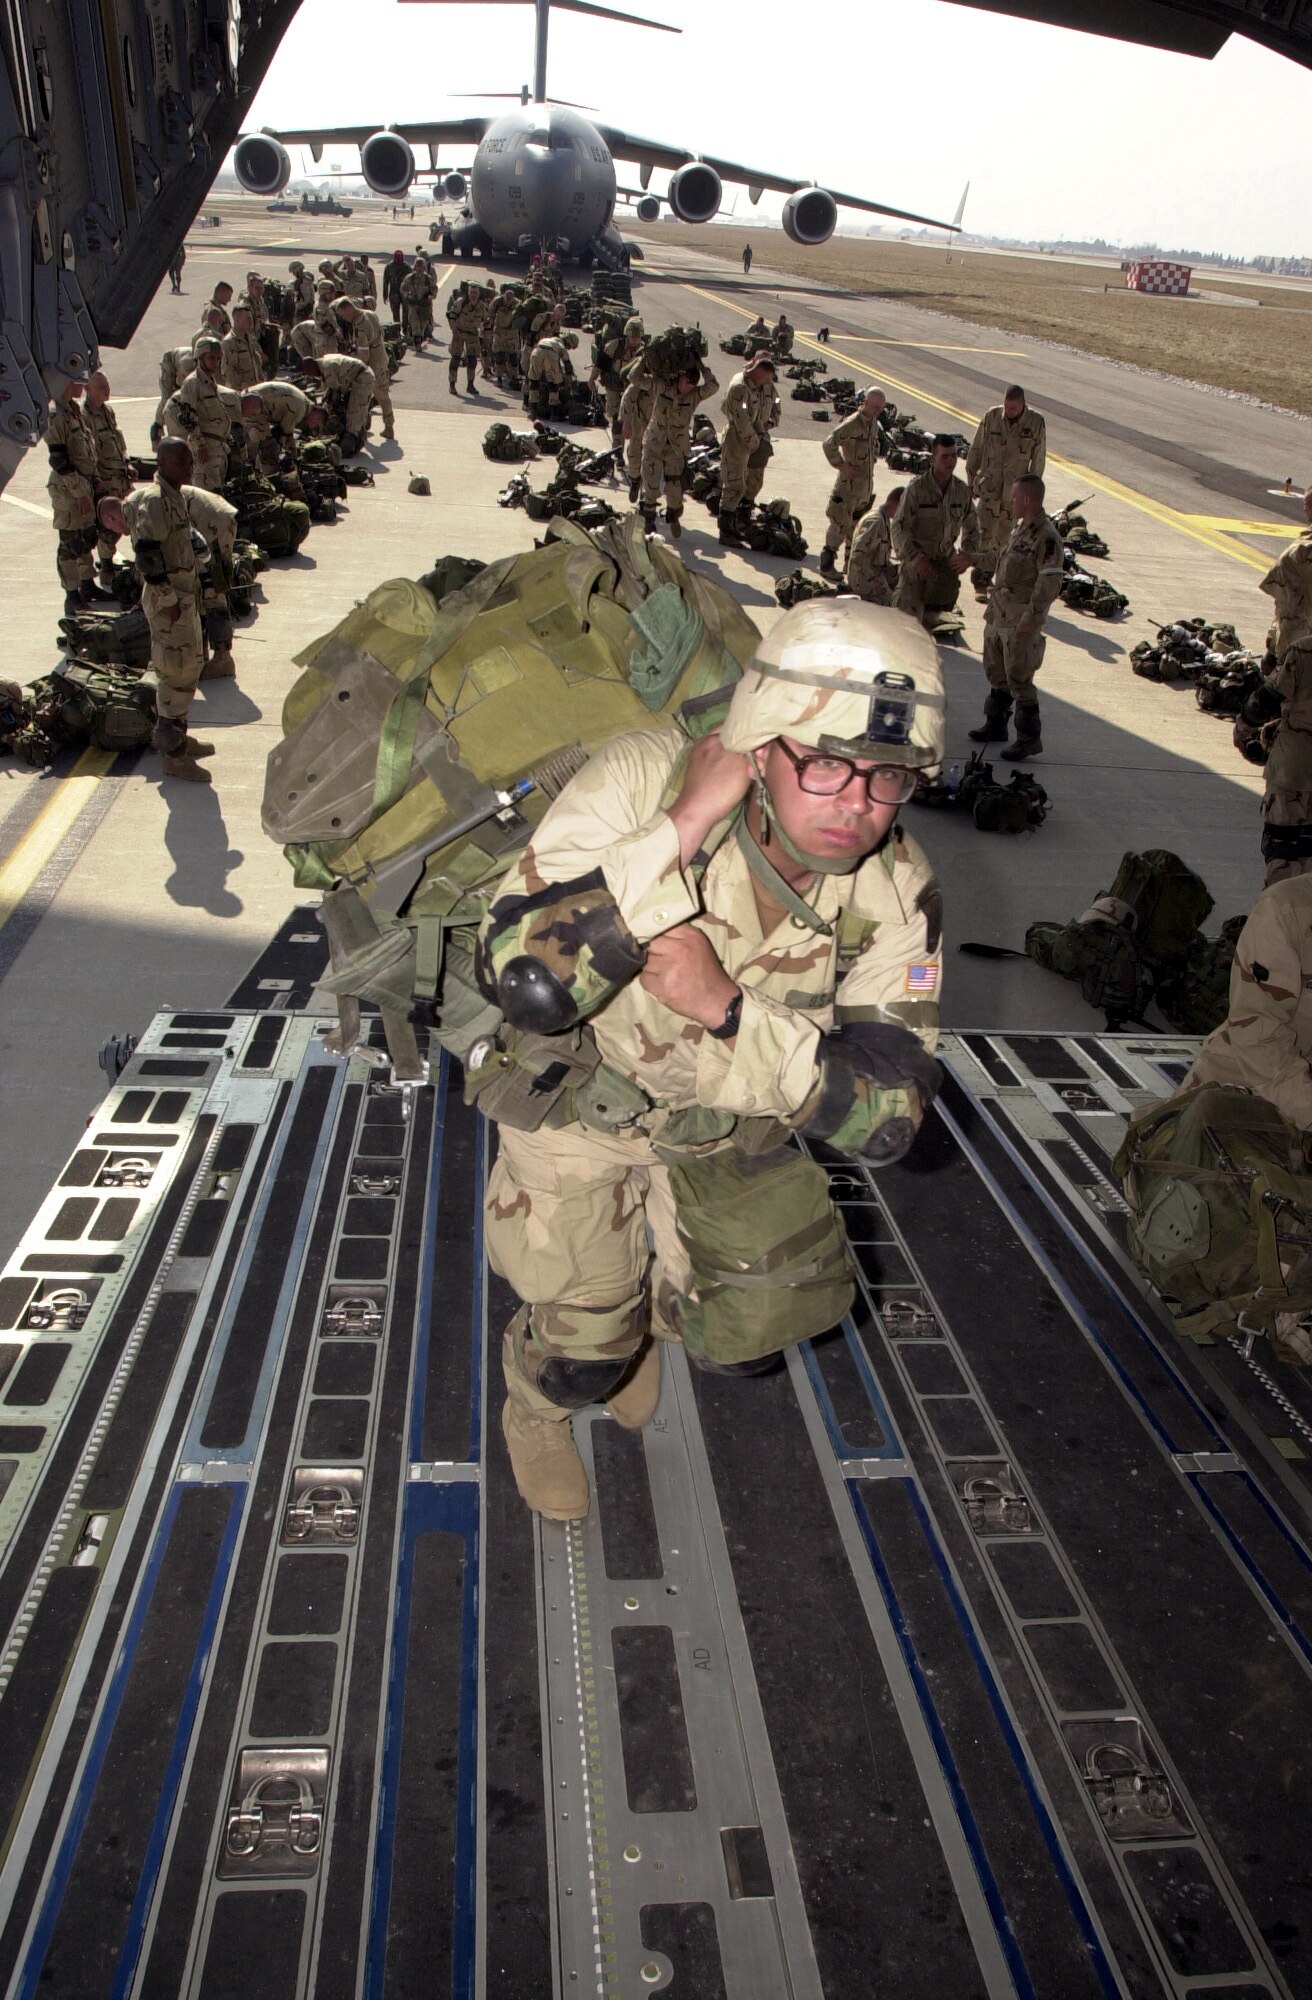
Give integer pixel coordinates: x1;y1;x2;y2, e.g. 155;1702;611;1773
482;423;538;463
1104;848;1213;972
1115;1085;1312;1339
775;571;847;610
58;604;153;671
263;515;760;1078
742;502;807;560
1154;916;1245;1035
1025;913;1154;1026
28;662;156;754
1061;567;1129;619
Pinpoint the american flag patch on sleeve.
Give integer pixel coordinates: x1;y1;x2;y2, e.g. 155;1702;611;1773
905;963;939;993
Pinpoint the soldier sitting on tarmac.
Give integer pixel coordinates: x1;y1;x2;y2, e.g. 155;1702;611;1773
475;599;945;1520
967;473;1064;762
847;487;904;606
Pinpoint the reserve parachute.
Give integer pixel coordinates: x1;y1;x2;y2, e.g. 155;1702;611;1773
262;516;760;1077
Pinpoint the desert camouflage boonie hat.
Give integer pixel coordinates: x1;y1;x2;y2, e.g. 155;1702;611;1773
721;599;945;769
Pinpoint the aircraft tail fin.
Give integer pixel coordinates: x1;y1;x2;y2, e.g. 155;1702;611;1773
409;0;678;102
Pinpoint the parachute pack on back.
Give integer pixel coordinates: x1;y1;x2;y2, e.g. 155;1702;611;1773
262;516;760;1077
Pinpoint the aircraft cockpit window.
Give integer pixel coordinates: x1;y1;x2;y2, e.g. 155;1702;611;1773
526;127;550;146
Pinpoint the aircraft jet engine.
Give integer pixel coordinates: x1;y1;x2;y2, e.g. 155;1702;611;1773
668;162;722;224
232;132;292;196
782;186;839;245
441;171;468;201
361;132;417;198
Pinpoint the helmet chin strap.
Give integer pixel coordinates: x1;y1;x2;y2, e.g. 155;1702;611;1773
756;778;867;877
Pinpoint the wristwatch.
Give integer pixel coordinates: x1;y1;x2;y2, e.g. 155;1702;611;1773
707;990;743;1042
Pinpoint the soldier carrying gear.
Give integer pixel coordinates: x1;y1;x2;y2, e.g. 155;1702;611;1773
164;336;233;492
637;358;720;538
968;473;1065;762
180;482;241;682
490;283;526;388
334;298;396;441
590;315;647;444
848;486;904;606
221;305;265;393
112;439;214;783
718;354;779;546
83;371;132;583
964;385;1046;599
299;354;376;455
1259;486;1312;660
46;381;102;612
821;387;886;574
476;597;944;1520
892;436;980;629
288;260;316;317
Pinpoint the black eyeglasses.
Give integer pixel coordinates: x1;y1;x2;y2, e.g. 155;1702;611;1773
775;740;918;805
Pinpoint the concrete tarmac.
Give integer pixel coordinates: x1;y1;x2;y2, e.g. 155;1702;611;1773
0;202;1301;1259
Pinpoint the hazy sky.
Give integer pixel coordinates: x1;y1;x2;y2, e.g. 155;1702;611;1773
245;0;1312;256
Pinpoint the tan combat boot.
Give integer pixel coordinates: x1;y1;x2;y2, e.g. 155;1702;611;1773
182;735;216;757
501;1401;589;1520
606;1339;661;1431
160;750;213;784
201;649;236;680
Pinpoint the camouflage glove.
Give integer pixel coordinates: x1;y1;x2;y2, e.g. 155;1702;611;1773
794;1021;941;1165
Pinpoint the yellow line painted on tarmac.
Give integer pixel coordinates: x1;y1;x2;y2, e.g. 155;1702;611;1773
0;749;116;936
1182;516;1294;537
677;276;1274;574
815;335;1028;357
0;493;51;519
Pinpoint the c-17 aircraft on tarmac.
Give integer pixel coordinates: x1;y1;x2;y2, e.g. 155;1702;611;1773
230;0;958;266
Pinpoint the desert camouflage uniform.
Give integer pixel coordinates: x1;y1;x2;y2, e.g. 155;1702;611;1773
719;368;780;515
618;366;656;486
448;286;489;387
206;294;233;337
242;380;311;465
289;266;316;317
847;508;897;605
45;398;98;592
982;511;1065;704
596;332;643;440
479;724;942;1420
122;478;203;725
155;344;197;433
289;318;334;364
823;405;882;558
639;366;720;519
86;398;132;566
1183;874;1312;1128
1260;527;1312;659
343;307;394;435
335;262;369;301
525;335;572;417
490;291;523;382
164;366;232;491
891;470;980;625
399;271;427;344
182;482;240;674
965;403;1047;583
317;353;376;442
1261;636;1312;885
221;327;264;392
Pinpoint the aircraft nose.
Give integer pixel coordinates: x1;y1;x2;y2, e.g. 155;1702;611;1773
520;149;580;235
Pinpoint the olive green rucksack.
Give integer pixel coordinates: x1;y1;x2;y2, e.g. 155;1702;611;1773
1105;849;1214;972
1115;1085;1312;1339
58;605;153;671
1154;916;1244;1036
1025;917;1154;1026
30;662;156;753
263;515;760;1077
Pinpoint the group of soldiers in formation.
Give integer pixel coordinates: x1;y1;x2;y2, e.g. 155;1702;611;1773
45;255;405;784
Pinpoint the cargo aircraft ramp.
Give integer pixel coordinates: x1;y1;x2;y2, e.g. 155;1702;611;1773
0;923;1306;2000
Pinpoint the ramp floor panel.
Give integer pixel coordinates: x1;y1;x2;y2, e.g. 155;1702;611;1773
0;1016;1304;1999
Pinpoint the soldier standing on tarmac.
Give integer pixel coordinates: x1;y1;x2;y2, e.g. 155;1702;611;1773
1260;485;1312;659
83;371;132;584
46;380;101;612
448;282;489;395
383;249;407;322
619;362;656;507
114;439;214;785
967;474;1065;762
639;362;720;539
717;354;779;546
221;306;265;392
163;337;232;492
892;437;980;630
964;385;1046;600
820;387;886;576
168;245;186;293
474;599;944;1521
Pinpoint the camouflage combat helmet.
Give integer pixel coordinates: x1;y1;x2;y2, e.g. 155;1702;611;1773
289;260;305;272
193;335;223;363
625;316;644;336
721;599;945;771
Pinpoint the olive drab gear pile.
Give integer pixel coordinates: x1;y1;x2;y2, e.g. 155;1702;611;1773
1051;497;1110;559
482;423;541;464
1059;563;1130;619
1154;916;1245;1036
263;516;761;1079
774;570;848;610
4;661;157;763
1115;1086;1312;1341
1131;617;1244;684
1025;848;1219;1028
643;325;708;382
57;604;153;670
